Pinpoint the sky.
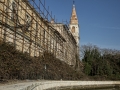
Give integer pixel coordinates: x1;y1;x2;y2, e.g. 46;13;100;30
38;0;120;50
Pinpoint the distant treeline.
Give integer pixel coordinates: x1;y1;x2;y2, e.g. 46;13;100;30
81;44;120;80
0;41;84;81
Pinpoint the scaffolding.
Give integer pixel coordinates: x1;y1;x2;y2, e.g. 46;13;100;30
0;0;77;66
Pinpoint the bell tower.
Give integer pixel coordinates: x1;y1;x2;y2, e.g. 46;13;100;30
69;1;80;48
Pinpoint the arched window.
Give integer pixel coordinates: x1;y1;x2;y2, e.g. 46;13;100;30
71;26;75;33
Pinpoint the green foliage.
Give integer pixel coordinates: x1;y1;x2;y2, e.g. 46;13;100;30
82;44;120;80
84;63;91;75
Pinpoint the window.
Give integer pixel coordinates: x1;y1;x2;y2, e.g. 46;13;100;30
71;26;75;33
12;1;16;10
36;23;38;30
26;14;31;24
0;10;2;19
0;10;1;16
43;30;46;41
24;14;31;32
11;1;17;21
0;11;2;27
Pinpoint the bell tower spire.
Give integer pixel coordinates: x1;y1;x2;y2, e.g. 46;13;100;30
70;0;78;25
69;1;80;46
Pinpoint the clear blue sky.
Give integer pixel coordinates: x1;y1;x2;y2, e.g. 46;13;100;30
39;0;120;50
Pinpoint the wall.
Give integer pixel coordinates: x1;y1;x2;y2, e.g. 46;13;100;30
0;0;78;66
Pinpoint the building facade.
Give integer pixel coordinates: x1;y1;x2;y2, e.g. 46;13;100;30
0;0;80;67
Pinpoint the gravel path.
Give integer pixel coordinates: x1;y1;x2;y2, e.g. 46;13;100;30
0;80;120;90
0;80;46;90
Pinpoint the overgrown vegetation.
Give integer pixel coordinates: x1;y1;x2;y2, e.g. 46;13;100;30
81;44;120;80
1;41;119;82
0;42;84;81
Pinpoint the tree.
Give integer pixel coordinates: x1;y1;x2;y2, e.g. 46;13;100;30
81;44;120;80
